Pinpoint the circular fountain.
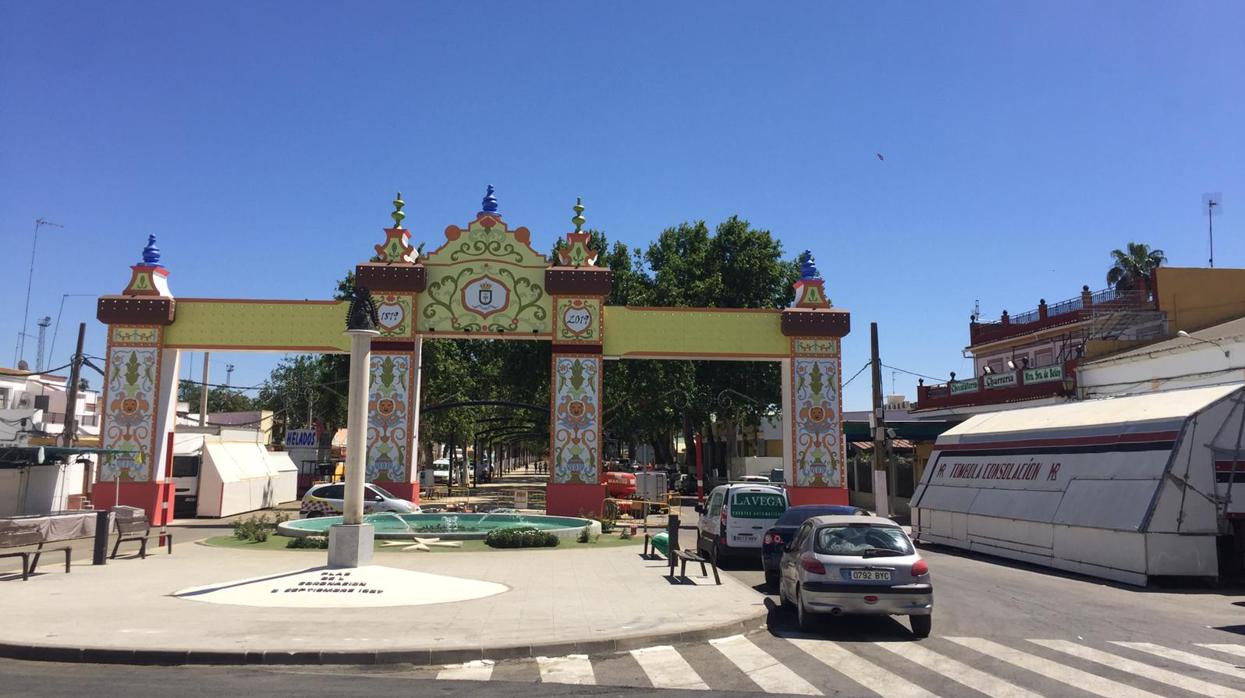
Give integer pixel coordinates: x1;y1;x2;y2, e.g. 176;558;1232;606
278;512;601;542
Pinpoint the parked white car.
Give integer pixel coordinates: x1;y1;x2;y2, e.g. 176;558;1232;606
778;515;933;637
300;482;420;518
695;483;788;559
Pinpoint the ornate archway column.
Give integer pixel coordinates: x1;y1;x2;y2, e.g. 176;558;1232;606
780;253;852;506
544;200;611;516
355;194;426;503
95;236;182;523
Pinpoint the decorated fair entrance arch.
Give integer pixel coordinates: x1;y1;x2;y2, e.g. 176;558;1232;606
95;188;851;522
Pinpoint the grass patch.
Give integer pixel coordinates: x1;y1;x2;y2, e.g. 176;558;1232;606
203;532;643;553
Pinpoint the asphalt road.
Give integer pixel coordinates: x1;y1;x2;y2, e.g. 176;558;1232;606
4;515;1244;697
716;538;1245;644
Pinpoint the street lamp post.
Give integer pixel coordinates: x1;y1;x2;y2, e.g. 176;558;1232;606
328;285;380;568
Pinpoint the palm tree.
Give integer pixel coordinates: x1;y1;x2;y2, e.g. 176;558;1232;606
1106;243;1166;295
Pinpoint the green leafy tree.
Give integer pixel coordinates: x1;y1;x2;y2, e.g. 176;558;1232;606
644;216;798;472
1107;243;1166;294
177;382;258;416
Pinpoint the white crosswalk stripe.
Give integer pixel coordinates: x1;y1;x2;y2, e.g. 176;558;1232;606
786;637;935;698
709;634;822;696
946;636;1167;698
536;653;596;685
1112;641;1245;681
1032;639;1245;698
429;636;1245;696
436;659;494;681
875;640;1042;698
630;645;710;690
1199;643;1245;659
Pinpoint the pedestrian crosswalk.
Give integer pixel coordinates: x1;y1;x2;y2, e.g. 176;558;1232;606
426;633;1245;696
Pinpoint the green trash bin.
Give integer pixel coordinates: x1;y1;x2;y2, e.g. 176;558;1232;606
650;531;670;557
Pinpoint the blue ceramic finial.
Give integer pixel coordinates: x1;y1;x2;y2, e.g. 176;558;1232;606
799;250;820;280
141;234;163;267
480;184;499;215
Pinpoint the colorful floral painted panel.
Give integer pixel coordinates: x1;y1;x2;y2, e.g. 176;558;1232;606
551;356;601;485
555;297;601;342
101;346;159;481
792;356;843;488
418;216;551;334
372;293;414;339
367;354;410;483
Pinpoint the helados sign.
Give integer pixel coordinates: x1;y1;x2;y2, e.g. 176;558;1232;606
284;429;319;448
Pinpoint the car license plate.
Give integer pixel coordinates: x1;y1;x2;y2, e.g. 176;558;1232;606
850;569;892;581
735;533;754;540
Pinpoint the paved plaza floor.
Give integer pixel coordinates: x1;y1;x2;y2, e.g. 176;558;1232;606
0;535;765;664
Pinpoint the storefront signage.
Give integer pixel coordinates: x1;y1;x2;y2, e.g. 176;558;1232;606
950;379;979;395
984;372;1017;389
1023;365;1064;384
284;429;319;448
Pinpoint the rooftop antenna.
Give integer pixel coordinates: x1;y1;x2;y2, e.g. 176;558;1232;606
226;363;236;387
971;299;980;322
1203;192;1222;268
35;316;51;372
14;218;64;366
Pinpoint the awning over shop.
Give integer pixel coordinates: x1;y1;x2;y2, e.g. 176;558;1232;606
849;439;916;451
0;445;125;469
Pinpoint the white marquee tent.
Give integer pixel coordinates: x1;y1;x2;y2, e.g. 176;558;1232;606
911;384;1245;585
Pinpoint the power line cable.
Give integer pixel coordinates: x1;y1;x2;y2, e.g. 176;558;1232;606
841;361;872;389
880;363;951;383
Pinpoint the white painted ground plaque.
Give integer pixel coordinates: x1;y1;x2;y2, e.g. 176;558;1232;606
174;565;508;608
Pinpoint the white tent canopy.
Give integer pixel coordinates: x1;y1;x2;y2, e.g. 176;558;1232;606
177;433;296;518
911;384;1245;585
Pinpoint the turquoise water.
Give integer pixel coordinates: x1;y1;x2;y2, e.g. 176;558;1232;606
279;512;595;540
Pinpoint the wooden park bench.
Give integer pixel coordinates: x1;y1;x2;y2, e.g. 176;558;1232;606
672;548;720;585
641;532;720;585
0;519;72;581
111;506;172;559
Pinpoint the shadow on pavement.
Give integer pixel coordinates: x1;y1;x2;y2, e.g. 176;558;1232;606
917;540;1245;596
762;597;918;642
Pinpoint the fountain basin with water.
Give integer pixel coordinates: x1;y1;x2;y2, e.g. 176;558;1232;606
278;512;601;542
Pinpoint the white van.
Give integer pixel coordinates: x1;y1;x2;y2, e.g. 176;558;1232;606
695;483;788;559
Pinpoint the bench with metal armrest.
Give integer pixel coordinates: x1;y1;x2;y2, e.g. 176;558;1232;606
110;506;172;559
0;523;72;581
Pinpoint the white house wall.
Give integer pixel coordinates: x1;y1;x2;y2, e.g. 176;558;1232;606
1080;342;1245;396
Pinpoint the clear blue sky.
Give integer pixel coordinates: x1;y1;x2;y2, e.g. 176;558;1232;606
2;1;1241;410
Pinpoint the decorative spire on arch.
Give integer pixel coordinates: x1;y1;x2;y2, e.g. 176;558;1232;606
792;249;830;309
479;184;499;216
141;234;163;267
556;196;598;267
373;191;418;263
123;234;173;297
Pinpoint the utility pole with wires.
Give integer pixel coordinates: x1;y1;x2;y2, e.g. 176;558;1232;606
14;218;64;366
870;322;892;518
226;363;235;387
62;323;86;450
199;352;210;427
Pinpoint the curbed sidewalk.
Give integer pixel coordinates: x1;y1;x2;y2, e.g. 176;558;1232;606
0;539;767;665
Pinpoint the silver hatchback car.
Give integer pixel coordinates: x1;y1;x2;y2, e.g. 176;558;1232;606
778;515;933;637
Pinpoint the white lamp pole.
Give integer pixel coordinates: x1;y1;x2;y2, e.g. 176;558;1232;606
342;326;378;525
328;285;380;568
